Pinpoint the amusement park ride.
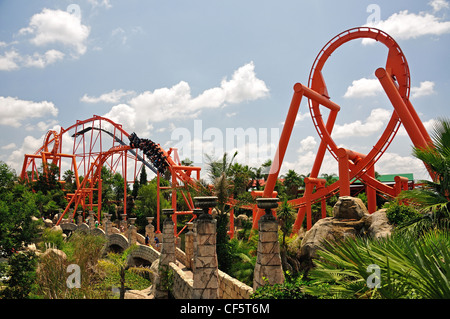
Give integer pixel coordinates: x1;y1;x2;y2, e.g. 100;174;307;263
20;27;434;237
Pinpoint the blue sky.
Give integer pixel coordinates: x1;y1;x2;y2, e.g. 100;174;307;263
0;0;449;181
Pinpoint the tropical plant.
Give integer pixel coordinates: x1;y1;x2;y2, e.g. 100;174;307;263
106;245;153;299
277;198;295;272
204;152;238;273
305;228;450;299
251;271;317;299
397;117;450;232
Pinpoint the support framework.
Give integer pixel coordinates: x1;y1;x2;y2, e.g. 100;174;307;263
252;27;433;232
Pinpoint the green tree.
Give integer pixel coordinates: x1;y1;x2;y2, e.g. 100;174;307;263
0;251;37;299
284;169;304;200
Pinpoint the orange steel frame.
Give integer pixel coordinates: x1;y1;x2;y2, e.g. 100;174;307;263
21;28;434;237
252;27;434;232
20;115;201;234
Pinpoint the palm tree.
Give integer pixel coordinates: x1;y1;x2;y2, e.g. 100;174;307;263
204;151;238;273
277;198;295;272
398;117;450;231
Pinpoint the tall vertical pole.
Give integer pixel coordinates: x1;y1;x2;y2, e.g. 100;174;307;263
252;84;304;229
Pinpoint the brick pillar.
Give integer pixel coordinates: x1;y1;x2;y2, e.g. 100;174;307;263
253;198;285;291
192;197;219;299
155;209;176;299
185;222;194;270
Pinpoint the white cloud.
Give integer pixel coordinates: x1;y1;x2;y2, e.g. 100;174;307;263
411;81;436;98
429;0;449;12
1;143;16;150
363;10;450;44
81;89;136;104
103;62;269;134
299;136;317;152
22;49;65;68
19;8;90;56
87;0;112;9
0;96;58;127
0;50;20;71
343;78;383;98
332;108;391;139
376;152;429;180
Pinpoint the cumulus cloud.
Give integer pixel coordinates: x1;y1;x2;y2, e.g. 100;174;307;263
344;77;436;100
363;10;450;44
332;108;391;139
411;81;436;98
1;8;90;71
19;8;90;56
102;62;269;135
0;96;58;127
344;78;383;98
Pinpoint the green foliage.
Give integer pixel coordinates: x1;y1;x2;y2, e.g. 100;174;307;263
0;183;41;256
134;178;171;229
251;272;317;299
35;232;109;299
229;237;257;286
40;228;65;251
384;200;421;226
305;228;450;299
0;251;37;299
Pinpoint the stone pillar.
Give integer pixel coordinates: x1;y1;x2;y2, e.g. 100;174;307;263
145;217;155;247
192;197;219;299
104;213;112;235
76;211;83;226
155;209;176;299
128;218;137;245
184;222;194;270
253;198;285;291
88;211;95;229
120;214;128;233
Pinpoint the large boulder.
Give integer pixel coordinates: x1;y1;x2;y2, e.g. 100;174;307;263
299;196;392;272
299;217;367;271
365;209;393;239
332;196;368;219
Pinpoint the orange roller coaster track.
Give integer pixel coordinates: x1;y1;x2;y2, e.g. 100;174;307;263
20;115;201;235
21;27;435;237
252;27;434;232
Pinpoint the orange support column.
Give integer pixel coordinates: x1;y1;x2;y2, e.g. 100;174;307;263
337;148;351;197
375;68;428;150
366;164;377;214
252;84;304;229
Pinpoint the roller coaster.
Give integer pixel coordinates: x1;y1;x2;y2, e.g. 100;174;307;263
20;27;434;237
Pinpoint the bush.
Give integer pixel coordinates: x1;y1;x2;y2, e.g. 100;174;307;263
39;228;65;251
384;200;420;226
251;272;317;299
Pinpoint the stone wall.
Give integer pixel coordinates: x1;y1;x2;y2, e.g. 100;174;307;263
170;262;194;299
218;270;253;299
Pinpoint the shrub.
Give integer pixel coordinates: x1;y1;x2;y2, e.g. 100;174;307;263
384;200;420;226
251;271;317;299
